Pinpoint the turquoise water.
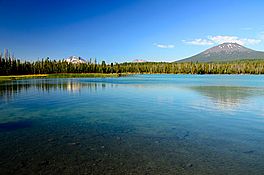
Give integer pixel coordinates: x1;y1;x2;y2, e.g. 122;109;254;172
0;74;264;174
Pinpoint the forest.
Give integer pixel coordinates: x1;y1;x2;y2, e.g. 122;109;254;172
1;50;264;75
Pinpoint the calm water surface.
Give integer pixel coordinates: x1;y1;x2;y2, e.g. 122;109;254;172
0;74;264;175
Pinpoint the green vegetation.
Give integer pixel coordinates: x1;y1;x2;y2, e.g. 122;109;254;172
47;73;124;78
0;74;48;81
119;60;264;74
1;49;264;76
0;73;124;82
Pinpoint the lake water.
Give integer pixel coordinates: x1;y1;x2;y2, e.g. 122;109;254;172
0;74;264;175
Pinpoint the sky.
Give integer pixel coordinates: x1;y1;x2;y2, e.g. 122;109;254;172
1;0;264;62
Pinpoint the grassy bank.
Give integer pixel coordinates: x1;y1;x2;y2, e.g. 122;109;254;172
47;73;124;78
0;73;126;81
0;74;48;81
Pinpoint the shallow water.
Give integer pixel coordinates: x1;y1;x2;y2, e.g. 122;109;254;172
0;74;264;175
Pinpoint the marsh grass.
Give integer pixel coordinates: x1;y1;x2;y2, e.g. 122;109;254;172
47;73;125;78
0;74;48;81
0;73;126;81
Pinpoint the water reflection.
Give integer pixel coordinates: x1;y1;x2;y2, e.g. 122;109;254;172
190;86;263;110
1;78;264;112
0;79;109;101
0;82;30;100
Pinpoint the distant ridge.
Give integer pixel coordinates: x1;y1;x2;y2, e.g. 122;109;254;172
177;43;264;62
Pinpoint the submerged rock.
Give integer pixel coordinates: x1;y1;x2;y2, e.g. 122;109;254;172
47;138;55;142
185;163;193;168
17;161;27;168
39;160;50;166
243;150;255;154
67;142;80;146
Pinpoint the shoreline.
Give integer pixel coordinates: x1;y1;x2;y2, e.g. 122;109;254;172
0;73;127;81
0;73;263;81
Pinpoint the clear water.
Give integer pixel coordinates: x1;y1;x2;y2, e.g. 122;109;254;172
0;74;264;175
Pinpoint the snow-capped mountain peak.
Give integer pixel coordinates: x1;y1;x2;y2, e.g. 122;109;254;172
64;56;87;64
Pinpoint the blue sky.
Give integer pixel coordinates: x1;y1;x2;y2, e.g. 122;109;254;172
1;0;264;62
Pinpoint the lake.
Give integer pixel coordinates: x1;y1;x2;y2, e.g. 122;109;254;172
0;74;264;175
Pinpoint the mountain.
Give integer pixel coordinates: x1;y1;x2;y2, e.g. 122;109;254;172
177;43;264;62
64;56;87;64
132;59;147;63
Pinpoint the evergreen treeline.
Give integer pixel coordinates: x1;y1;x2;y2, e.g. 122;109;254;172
1;50;264;75
118;61;264;74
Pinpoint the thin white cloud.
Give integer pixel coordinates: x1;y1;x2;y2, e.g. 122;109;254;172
183;35;261;46
243;38;262;45
208;35;243;45
209;35;261;45
259;31;264;40
182;39;213;46
154;43;175;49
